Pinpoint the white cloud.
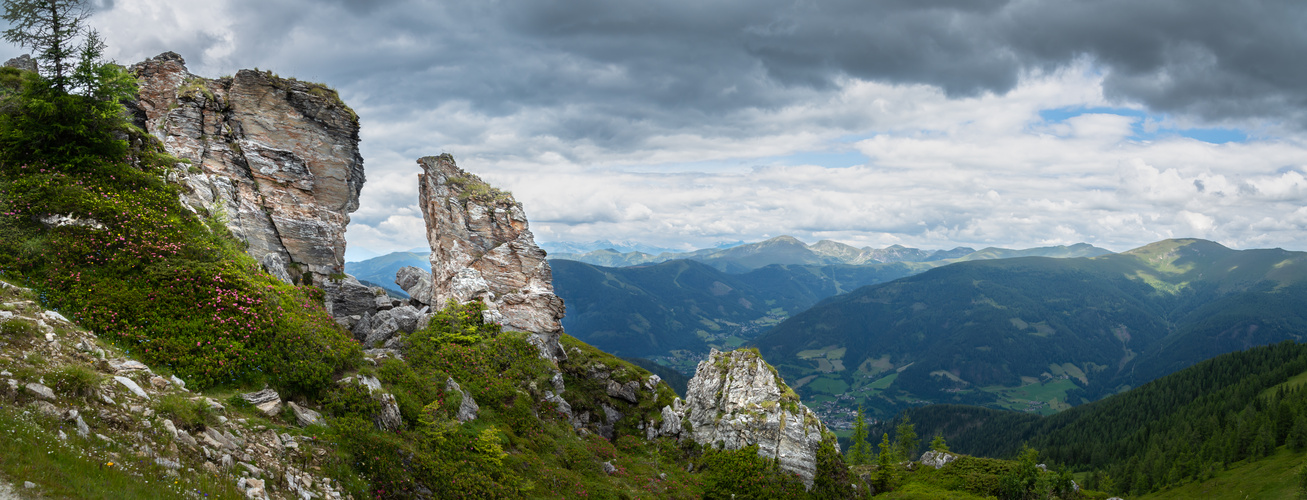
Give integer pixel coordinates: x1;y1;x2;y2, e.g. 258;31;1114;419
31;1;1307;258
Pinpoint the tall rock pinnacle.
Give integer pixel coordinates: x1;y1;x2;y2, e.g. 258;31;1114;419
415;154;567;361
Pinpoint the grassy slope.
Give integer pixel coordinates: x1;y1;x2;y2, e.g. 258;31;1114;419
1140;447;1302;500
0;391;246;499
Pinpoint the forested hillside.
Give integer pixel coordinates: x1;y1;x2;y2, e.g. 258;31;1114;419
754;239;1307;418
551;258;926;364
889;341;1307;497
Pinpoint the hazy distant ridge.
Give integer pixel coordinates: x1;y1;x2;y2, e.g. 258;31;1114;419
547;235;1112;271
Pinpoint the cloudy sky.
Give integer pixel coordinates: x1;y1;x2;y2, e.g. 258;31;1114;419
7;0;1307;259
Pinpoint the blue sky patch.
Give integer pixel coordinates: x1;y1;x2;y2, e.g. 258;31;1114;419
1038;106;1248;144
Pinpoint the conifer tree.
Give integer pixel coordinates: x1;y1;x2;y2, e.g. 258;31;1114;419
895;414;919;461
849;405;870;465
931;433;949;453
874;433;897;492
2;0;94;91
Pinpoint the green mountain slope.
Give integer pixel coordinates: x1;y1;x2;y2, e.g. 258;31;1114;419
893;341;1307;498
753;239;1307;419
550;258;927;372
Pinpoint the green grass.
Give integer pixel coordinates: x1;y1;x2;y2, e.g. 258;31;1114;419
1261;369;1307;400
869;373;899;390
1138;447;1303;500
808;376;849;395
0;404;244;499
980;378;1079;414
878;482;996;499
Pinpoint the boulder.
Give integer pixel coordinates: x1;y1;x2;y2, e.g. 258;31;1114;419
363;309;401;348
920;450;959;469
240;389;282;417
288;401;324;427
606;379;640;404
395;266;433;306
390;305;422;333
323;275;377;319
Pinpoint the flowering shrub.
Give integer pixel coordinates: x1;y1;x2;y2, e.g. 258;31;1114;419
0;142;358;394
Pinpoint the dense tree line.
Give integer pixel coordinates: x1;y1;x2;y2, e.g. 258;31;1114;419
894;341;1307;496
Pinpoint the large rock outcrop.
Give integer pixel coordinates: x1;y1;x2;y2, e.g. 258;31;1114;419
653;348;836;487
129;52;364;285
415;154;566;361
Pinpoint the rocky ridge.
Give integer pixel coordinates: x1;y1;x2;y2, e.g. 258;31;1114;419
129;52;365;286
403;154;567;362
0;281;352;499
649;348;838;487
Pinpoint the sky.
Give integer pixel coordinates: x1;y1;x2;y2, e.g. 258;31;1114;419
5;0;1307;260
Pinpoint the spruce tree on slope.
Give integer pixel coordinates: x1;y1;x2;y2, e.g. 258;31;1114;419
2;0;93;91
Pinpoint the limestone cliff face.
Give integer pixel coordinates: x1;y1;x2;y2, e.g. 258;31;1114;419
129;52;364;284
653;348;835;487
415;154;566;361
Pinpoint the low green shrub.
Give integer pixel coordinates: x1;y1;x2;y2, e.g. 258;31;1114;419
48;365;101;399
155;393;215;432
0;318;36;338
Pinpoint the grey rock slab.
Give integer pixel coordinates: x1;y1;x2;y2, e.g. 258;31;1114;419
445;378;479;423
363;310;399;348
155;457;182;470
240;389;281;417
389;305;421;333
162;419;179;438
74;414;89;437
24;382;55;401
375;393;403;432
109;359;150;373
113;376;151;400
288;401;324;427
606;380;640;403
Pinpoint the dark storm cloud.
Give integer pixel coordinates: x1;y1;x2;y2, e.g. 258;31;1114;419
94;0;1307;134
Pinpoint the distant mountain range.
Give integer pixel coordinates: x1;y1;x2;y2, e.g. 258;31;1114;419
547;235;1111;272
538;240;690;255
753;238;1307;419
546;237;1114;379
